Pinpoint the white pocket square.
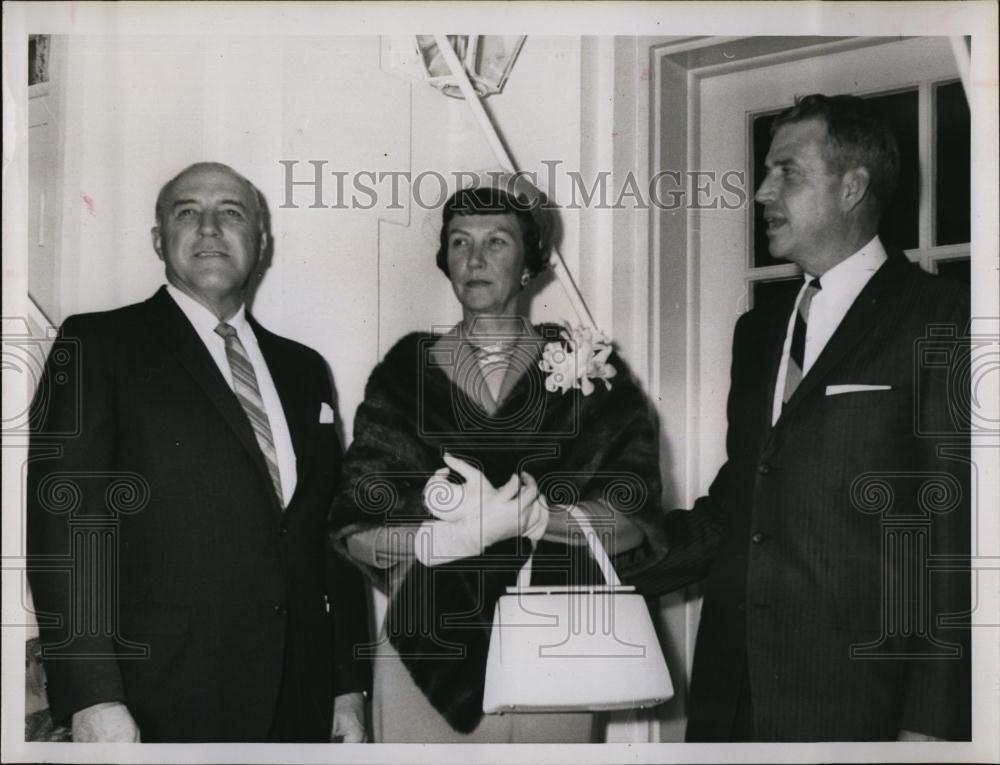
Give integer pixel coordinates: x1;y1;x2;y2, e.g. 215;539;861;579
319;402;335;424
825;384;892;396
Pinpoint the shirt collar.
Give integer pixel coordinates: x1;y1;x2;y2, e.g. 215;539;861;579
810;235;888;292
165;284;249;336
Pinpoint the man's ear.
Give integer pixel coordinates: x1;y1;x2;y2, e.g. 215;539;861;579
259;230;269;256
151;226;164;260
841;167;871;213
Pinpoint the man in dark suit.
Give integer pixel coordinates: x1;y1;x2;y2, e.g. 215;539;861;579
27;162;370;742
640;95;970;741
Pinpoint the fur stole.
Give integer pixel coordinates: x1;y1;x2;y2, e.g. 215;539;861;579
329;325;668;732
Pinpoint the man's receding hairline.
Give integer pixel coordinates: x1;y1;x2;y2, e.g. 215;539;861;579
774;116;858;177
155;162;264;227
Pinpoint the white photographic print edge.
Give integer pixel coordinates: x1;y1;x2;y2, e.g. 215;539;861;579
2;2;997;764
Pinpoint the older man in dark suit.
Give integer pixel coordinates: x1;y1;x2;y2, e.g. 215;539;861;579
27;162;370;742
639;95;970;741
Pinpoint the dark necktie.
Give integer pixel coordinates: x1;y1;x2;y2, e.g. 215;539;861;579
214;322;284;505
782;278;822;405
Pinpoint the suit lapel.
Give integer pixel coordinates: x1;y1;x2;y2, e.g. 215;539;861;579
760;295;797;424
776;253;912;422
143;287;280;512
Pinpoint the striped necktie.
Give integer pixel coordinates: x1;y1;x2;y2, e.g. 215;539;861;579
782;278;822;405
215;322;284;505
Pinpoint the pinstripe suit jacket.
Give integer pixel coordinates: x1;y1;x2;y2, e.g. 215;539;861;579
636;251;971;741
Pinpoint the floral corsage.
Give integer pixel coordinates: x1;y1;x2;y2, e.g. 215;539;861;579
538;324;617;396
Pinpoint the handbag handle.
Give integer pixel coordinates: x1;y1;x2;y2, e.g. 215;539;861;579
516;505;622;588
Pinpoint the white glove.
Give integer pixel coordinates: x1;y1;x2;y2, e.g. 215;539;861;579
415;454;549;566
518;472;550;544
422;453;526;523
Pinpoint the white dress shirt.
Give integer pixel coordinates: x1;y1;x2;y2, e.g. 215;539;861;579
771;236;889;425
166;285;298;505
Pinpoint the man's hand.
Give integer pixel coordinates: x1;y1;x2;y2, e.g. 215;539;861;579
71;701;141;742
331;692;366;743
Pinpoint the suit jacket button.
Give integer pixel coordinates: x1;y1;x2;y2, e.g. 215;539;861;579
751;532;765;544
757;463;771;475
279;526;288;536
274;605;287;616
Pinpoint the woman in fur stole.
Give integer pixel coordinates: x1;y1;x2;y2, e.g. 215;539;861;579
328;176;670;742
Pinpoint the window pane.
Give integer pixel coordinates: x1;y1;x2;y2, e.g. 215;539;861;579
935;81;971;246
870;90;920;252
751;89;919;268
935;257;970;285
750;276;802;310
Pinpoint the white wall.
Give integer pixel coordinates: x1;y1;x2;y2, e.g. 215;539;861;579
44;35;587;440
25;33;679;742
20;30;704;744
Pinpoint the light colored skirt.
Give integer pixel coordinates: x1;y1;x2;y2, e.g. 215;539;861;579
372;630;598;743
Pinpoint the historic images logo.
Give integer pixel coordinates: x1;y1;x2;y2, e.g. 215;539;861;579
278;160;749;212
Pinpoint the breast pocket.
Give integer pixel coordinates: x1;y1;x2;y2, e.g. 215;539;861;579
823;386;897;410
315;421;339;453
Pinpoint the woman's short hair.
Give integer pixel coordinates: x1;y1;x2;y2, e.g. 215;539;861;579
435;183;553;279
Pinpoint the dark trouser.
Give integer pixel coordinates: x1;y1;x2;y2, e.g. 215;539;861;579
685;649;755;743
267;619;334;743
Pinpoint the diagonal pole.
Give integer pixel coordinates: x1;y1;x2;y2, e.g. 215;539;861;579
432;34;597;330
948;37;972;104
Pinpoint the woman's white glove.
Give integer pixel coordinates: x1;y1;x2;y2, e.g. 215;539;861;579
415;453;549;566
517;473;550;544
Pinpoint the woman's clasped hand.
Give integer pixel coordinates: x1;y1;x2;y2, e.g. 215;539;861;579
415;453;549;566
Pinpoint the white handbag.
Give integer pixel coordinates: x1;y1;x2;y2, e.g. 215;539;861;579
482;507;674;714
